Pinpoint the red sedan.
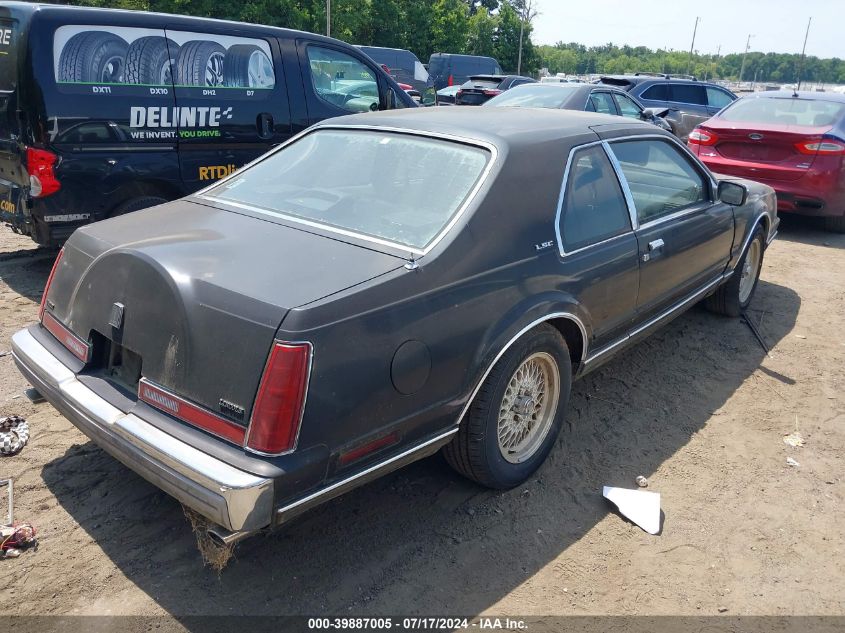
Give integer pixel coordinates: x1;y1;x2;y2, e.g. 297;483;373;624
688;91;845;232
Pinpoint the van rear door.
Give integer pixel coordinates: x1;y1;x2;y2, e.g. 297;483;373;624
163;26;292;191
0;15;25;225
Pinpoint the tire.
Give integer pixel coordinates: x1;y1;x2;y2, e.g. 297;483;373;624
58;32;129;84
109;196;168;219
823;215;845;233
124;37;179;85
223;44;275;88
443;324;572;489
174;40;227;87
705;225;765;317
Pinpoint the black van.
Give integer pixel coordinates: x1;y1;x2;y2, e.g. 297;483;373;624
428;53;503;91
0;2;414;246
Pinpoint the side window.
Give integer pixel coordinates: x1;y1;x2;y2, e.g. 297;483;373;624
588;92;617;115
640;83;668;101
609;139;708;224
306;46;379;113
559;145;632;252
613;93;642;119
668;83;707;105
706;87;734;109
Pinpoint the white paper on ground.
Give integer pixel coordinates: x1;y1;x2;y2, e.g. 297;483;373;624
602;486;661;535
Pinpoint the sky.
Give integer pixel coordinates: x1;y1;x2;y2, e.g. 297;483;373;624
531;0;842;59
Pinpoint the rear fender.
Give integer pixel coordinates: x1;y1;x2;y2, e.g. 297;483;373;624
456;292;590;427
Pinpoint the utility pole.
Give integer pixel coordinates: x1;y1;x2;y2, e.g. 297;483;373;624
516;0;537;76
326;0;331;37
687;16;700;75
796;17;812;91
739;34;753;82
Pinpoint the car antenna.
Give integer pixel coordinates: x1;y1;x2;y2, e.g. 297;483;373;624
794;16;812;96
405;253;419;270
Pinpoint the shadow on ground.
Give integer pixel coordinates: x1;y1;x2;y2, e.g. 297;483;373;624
774;214;845;250
41;277;799;619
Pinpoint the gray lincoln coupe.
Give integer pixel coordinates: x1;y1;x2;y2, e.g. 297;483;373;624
12;108;778;546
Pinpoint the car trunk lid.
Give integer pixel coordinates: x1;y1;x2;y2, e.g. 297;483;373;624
696;121;834;183
42;200;404;429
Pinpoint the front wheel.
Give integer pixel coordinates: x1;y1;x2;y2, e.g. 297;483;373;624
443;324;572;489
705;226;765;317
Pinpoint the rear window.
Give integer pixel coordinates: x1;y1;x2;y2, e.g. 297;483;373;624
668;84;706;105
719;97;845;127
0;19;17;91
465;79;502;89
485;84;581;108
205;130;491;251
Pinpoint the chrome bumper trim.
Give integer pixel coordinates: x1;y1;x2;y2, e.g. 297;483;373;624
11;328;273;532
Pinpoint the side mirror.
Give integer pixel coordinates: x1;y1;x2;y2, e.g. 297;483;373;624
718;180;748;206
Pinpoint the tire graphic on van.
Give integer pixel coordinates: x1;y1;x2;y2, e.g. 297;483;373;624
224;45;274;88
58;32;128;83
175;40;227;87
124;36;179;86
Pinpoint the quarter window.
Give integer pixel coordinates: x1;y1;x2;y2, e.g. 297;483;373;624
587;92;617;115
613;93;642;119
609;139;707;224
559;145;632;252
307;46;379;113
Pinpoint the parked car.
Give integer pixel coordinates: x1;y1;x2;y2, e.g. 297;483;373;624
435;85;461;106
12;108;777;545
356;45;432;103
484;82;672;131
455;75;537;106
597;73;737;141
0;2;415;247
428;53;503;91
689;91;845;232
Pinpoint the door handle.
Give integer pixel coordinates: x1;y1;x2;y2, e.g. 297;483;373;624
648;238;665;251
257;113;274;139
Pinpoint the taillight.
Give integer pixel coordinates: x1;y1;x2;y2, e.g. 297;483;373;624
688;128;718;146
456;89;463;101
448;74;454;87
482;89;502;96
795;136;845;155
26;148;61;198
39;248;64;321
246;342;312;455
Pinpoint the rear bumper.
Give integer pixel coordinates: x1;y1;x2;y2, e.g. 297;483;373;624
11;327;274;532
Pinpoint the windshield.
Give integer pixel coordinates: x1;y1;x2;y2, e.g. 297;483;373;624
720;97;845;127
484;85;582;108
205;130;491;252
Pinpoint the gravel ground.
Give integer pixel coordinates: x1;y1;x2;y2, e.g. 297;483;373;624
0;217;842;627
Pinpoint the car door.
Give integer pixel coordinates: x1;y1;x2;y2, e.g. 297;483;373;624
164;26;292;191
297;41;406;123
605;137;734;321
555;143;639;350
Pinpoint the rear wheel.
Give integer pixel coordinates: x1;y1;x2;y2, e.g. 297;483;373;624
58;32;128;83
705;226;765;316
823;215;845;233
443;324;571;489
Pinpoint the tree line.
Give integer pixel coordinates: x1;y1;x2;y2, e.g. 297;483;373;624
62;0;845;83
539;43;845;85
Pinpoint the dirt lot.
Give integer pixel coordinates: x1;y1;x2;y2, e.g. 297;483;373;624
0;217;842;625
